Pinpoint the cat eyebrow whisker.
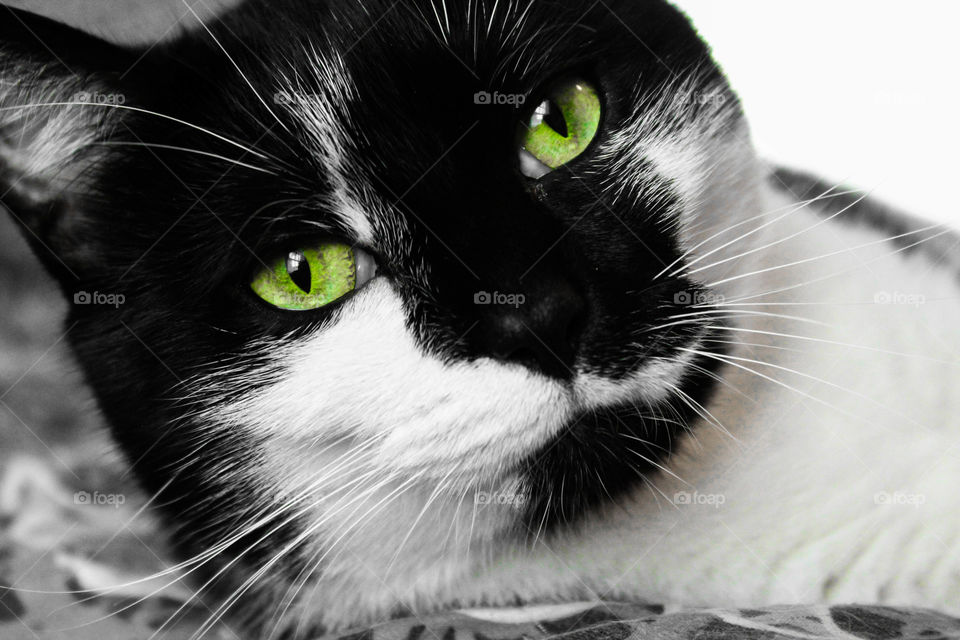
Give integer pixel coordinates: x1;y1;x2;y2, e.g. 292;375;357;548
425;0;450;45
237;198;310;238
504;0;537;47
0;102;276;161
179;0;291;135
92;141;278;175
485;0;501;38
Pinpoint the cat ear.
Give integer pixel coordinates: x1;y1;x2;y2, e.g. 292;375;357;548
0;8;146;283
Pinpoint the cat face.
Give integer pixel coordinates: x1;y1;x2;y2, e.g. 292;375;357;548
1;0;759;629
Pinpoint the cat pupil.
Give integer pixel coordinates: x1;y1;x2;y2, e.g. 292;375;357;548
286;251;311;293
536;99;568;137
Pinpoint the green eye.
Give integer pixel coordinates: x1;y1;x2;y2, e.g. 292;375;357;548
519;80;601;177
251;242;377;311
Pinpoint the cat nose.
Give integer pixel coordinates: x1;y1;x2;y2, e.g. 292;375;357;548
477;279;586;379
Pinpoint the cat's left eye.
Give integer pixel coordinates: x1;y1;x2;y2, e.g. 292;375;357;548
250;242;377;311
519;80;601;179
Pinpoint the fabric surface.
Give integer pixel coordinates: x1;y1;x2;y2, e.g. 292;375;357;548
343;603;960;640
4;470;960;640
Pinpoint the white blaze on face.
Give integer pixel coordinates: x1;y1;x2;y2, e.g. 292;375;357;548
210;280;573;478
275;49;381;245
595;73;763;282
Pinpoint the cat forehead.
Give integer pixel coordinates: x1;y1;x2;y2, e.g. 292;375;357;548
223;0;709;200
222;0;704;115
161;0;716;280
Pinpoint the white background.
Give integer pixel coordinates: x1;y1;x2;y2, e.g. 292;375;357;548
671;0;960;226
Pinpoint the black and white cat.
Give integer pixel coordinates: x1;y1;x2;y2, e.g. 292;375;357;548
2;0;959;636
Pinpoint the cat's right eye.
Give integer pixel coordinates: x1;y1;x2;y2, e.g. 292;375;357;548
250;242;377;311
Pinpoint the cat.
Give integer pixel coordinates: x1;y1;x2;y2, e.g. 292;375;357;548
2;0;959;636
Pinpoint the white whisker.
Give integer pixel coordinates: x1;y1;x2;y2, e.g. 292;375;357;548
680;347;934;435
707;223;947;288
180;0;291;134
0;102;273;160
654;184;855;280
94;141;276;174
682;190;873;279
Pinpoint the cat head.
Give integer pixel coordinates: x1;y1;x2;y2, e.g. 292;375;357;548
0;0;760;629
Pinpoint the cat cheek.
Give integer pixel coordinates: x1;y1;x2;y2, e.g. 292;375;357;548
196;280;574;475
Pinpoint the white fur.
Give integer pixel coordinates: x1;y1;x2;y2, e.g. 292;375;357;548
574;350;701;408
276;49;377;245
0;58;111;187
